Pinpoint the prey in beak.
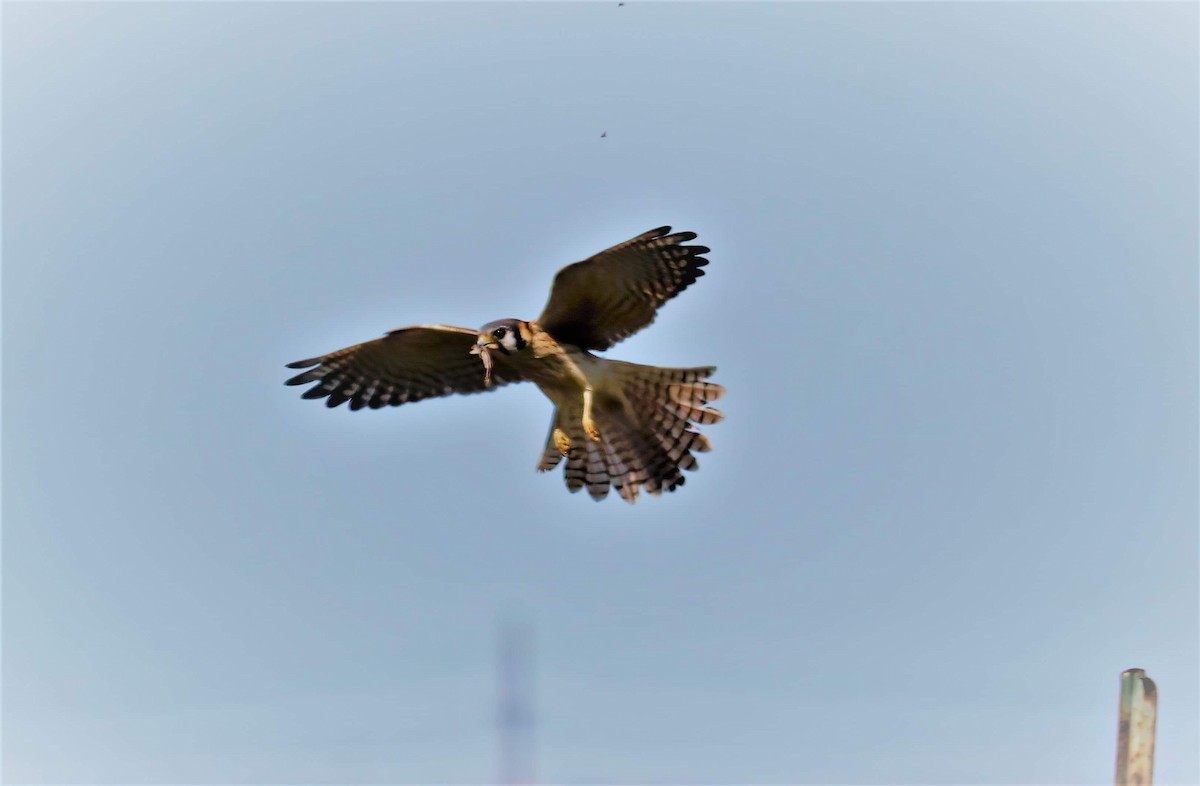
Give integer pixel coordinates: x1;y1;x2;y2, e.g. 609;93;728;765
470;320;525;387
469;340;496;385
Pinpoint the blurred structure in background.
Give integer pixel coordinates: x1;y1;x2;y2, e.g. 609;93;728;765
497;618;536;785
1115;668;1157;786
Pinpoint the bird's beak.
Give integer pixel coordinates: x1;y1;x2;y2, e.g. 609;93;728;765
469;339;495;356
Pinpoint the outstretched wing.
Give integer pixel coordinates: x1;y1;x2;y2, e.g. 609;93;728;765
285;324;525;410
536;226;710;351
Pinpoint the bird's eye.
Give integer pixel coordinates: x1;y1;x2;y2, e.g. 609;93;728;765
493;327;507;338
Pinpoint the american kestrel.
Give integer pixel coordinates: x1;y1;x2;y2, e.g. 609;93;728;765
285;226;723;502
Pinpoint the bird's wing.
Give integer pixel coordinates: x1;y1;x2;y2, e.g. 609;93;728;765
285;324;526;410
536;226;710;351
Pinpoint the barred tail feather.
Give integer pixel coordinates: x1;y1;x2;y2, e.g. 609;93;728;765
538;361;722;503
537;409;565;472
558;408;589;493
582;432;610;501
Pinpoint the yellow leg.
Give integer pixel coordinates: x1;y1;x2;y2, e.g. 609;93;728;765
582;388;601;442
553;427;571;456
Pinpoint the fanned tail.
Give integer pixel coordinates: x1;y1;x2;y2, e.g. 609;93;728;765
537;362;723;503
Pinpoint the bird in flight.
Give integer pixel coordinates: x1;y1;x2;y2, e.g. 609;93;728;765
285;227;723;503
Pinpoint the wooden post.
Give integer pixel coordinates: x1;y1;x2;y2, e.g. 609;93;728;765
1115;668;1157;786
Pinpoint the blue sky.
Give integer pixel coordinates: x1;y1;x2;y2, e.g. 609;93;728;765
3;2;1197;783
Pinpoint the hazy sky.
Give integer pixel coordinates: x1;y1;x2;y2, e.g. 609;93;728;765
3;2;1197;783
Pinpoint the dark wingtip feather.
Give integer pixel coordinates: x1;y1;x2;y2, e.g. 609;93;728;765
286;358;319;369
285;369;325;386
671;231;698;242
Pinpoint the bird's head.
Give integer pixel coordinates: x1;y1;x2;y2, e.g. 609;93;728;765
469;319;529;386
472;319;528;356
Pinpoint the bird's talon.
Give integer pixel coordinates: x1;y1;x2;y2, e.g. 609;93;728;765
553;428;571;456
